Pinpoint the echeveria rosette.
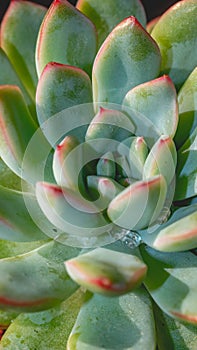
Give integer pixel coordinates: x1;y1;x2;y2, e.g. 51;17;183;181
0;0;196;349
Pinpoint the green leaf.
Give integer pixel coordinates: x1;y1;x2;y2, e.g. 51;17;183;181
0;241;79;312
67;288;156;349
107;175;167;230
85;107;134;153
151;0;197;90
0;157;30;192
154;302;197;350
36;182;113;247
143;135;177;186
96;151;116;178
0;85;37;178
36;0;97;77
0;186;48;242
153;209;197;252
123;75;178;138
93;16;160;107
175;67;197;148
1;0;47;100
0;309;19;330
175;127;197;200
87;176;123;210
65;248;147;295
0;290;85;350
0;48;36;121
36;62;93;127
77;0;146;47
140;204;197;248
140;245;197;325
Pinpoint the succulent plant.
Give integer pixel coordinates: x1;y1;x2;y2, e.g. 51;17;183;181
0;0;196;348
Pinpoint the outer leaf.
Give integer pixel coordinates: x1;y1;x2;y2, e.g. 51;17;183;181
77;0;146;47
143;135;177;186
107;175;167;230
146;16;160;34
0;157;30;192
0;185;48;242
153;302;197;350
175;127;197;200
36;0;97;77
1;0;47;99
68;288;156;350
175;67;197;148
154;211;197;252
0;309;19;331
151;0;197;90
0;241;79;312
140;204;197;249
0;290;85;350
0;48;36;120
36;62;92;127
140;245;197;325
65;248;147;295
36;182;113;247
123;75;178;138
92;16;161;106
0;86;37;177
0;239;48;259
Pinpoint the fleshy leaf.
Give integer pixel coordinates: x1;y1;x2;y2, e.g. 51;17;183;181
67;288;156;350
92;16;161;107
77;0;146;47
140;245;197;325
146;16;160;34
0;290;85;350
36;182;113;247
175;67;197;148
0;48;36;120
0;85;37;177
107;175;167;230
85;107;134;153
0;157;31;192
53;136;80;190
123;76;178;138
1;0;47;99
36;62;93;127
153;302;197;350
65;248;147;296
96;151;116;178
87;176;123;210
153;210;197;252
36;0;97;77
175;127;197;200
143;135;177;186
140;204;197;249
0;185;48;242
151;0;197;90
0;241;79;312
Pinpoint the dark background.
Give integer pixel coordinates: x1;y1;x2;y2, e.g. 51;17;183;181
0;0;179;22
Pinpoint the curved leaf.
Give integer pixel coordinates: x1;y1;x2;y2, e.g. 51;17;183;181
151;0;197;90
36;182;113;247
0;241;79;312
140;245;197;325
0;48;36;121
36;62;92;127
175;67;197;148
68;288;156;350
1;0;47;99
36;0;97;77
0;290;84;350
93;16;161;107
77;0;146;47
143;135;177;186
175;127;197;200
123;75;178;138
107;175;167;230
65;248;147;295
0;86;37;178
